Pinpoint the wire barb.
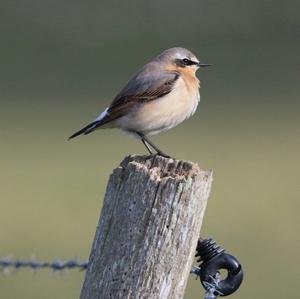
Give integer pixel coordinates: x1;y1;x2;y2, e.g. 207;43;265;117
203;273;224;299
190;267;223;299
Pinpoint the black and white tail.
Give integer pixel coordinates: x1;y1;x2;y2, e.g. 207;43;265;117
68;108;109;140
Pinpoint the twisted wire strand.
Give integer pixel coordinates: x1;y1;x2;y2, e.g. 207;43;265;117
190;267;223;299
203;273;223;299
0;258;88;271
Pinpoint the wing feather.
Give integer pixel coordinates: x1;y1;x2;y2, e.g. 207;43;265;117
69;63;180;138
99;68;180;125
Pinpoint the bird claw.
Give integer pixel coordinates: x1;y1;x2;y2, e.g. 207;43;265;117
155;152;172;159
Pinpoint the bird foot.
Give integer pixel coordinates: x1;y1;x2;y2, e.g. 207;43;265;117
154;152;172;159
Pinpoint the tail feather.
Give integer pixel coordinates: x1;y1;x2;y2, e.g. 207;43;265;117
68;121;99;140
69;107;111;140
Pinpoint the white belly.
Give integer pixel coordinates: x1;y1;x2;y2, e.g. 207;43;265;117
114;77;200;136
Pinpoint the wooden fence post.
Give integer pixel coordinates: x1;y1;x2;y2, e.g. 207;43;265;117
80;155;213;299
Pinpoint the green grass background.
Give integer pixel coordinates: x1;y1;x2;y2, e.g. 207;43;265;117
1;1;299;298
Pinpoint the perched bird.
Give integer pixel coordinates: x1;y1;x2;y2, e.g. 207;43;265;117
69;47;210;157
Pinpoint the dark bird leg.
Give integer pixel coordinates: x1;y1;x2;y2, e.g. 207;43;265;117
136;132;171;158
141;138;153;155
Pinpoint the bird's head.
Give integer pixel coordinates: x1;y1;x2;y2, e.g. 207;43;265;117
157;47;211;73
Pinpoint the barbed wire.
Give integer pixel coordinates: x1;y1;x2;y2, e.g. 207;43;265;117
0;257;88;272
1;237;243;299
2;258;221;299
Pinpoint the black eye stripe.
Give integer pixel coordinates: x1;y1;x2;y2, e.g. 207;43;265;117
182;58;196;66
175;58;197;67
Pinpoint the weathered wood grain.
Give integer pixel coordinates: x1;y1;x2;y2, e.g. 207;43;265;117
80;155;212;299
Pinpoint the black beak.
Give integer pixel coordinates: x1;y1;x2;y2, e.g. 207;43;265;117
197;63;212;67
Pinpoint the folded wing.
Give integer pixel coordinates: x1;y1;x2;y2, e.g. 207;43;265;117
69;64;179;139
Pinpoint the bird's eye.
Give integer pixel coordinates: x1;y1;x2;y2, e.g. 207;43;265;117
182;58;190;65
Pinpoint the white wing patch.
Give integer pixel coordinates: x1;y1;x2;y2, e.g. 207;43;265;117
95;107;109;122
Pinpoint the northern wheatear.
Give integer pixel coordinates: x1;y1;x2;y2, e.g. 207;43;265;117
69;47;210;157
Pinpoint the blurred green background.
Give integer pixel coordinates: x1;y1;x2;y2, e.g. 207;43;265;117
1;0;299;298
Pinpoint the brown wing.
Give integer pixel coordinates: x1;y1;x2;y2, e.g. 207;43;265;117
99;69;180;125
69;66;180;139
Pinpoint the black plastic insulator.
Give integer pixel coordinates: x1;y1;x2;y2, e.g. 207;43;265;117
196;238;244;297
196;238;225;262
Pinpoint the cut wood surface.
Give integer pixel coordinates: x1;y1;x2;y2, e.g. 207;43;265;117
80;155;213;299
